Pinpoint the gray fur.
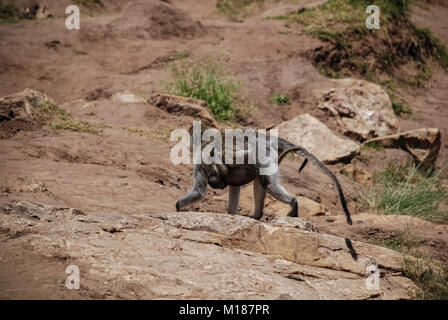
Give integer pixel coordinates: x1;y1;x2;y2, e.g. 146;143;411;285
176;131;352;225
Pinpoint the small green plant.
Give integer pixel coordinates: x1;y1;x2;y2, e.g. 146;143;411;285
392;101;413;116
32;100;70;123
32;99;102;135
0;0;19;24
52;119;102;135
361;141;383;151
359;162;448;223
166;55;243;121
270;93;290;105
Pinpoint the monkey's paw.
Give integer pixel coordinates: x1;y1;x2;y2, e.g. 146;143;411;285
287;199;298;217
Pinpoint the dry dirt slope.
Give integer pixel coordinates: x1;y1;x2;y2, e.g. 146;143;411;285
0;0;447;299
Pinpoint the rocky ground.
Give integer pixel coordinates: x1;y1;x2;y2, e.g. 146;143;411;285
0;0;447;299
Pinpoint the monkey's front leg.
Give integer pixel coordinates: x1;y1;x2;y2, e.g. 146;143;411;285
228;186;240;214
176;165;208;212
252;176;266;220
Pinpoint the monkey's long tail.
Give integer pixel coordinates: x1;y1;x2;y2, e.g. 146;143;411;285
278;146;353;225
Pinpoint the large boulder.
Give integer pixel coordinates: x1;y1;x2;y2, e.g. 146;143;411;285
317;79;399;141
149;93;219;128
274;113;360;164
363;128;441;169
0;202;416;299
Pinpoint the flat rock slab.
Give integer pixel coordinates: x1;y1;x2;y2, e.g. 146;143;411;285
0;202;416;299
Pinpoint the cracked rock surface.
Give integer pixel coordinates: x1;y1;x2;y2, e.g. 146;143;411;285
0;202;415;299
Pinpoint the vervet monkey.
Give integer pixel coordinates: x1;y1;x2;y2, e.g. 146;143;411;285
176;126;352;225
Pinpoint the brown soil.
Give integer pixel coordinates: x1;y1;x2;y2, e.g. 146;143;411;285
0;0;447;299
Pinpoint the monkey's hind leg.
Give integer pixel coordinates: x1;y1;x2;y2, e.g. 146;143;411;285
260;175;298;217
252;177;266;220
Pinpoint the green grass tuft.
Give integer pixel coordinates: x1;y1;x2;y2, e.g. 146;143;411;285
361;141;384;151
270;93;290;105
359;162;448;223
350;0;409;18
52;119;102;135
392;101;413;116
0;0;19;24
166;55;244;121
31;99;102;135
32;100;70;123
